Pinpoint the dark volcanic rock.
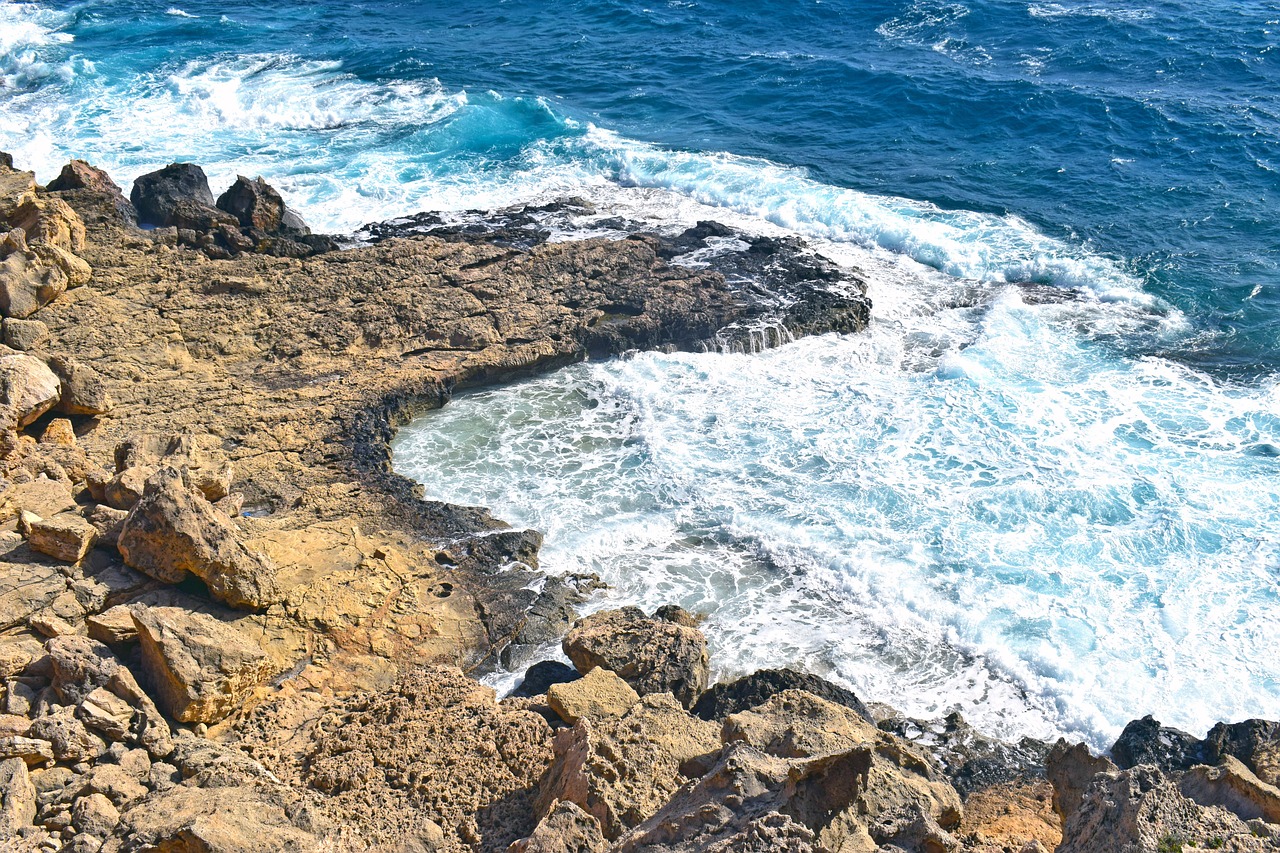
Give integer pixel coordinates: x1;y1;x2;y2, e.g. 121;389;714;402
512;660;582;698
1110;714;1208;773
879;710;1052;797
563;607;710;709
217;175;304;234
130;163;217;228
691;668;872;724
1202;718;1280;785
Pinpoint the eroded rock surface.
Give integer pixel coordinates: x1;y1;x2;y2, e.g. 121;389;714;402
563;607;709;709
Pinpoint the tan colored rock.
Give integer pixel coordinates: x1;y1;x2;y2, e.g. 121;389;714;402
0;246;67;318
48;635;124;705
722;690;962;848
0;354;60;430
83;505;128;552
0;756;35;838
1;318;48;352
118;467;279;610
536;692;722;839
30;241;91;288
77;687;134;741
8;195;85;254
547;665;639;725
563;606;709;708
47;356;112;417
27;512;97;563
108;784;318;853
85;605;137;645
103;466;150;511
39;417;75;446
0;736;53;765
510;800;607;853
28;711;107;762
958;780;1062;853
79;762;149;807
1046;739;1118;825
0;716;29;738
0;169;35;219
72;792;119;838
0;540;67;632
1180;756;1280;824
0;477;76;522
130;605;277;724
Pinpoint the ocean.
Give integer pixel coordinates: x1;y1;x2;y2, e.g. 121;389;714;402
3;0;1278;748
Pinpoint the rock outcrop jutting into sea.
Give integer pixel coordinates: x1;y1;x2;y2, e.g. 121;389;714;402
0;154;1275;853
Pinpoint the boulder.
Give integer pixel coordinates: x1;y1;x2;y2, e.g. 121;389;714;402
130;605;275;724
0;757;35;837
0;354;61;430
8;195;85;254
85;605;137;645
84;505;129;552
511;800;607;853
0;736;52;765
547;666;639;725
106;785;319;853
27;712;107;762
512;660;581;698
563;606;709;708
129;163;217;229
76;687;134;742
1111;715;1207;773
691;667;872;723
535;692;722;838
1203;719;1280;786
117;467;279;610
216;176;302;234
26;513;97;563
168;197;239;232
47;635;123;705
0;245;68;318
2;318;48;351
0;545;67;632
0;167;35;219
71;792;119;838
1046;740;1117;826
47;356;112;417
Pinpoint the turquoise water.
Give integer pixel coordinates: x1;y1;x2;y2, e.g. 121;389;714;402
4;0;1279;746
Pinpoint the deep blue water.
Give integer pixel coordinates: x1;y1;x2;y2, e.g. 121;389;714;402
4;0;1280;744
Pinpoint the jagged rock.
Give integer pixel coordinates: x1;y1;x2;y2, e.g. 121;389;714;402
2;319;48;351
0;354;61;430
1204;720;1280;786
1046;739;1117;825
691;667;872;723
299;666;554;851
129;605;276;724
39;417;75;447
879;711;1052;797
1180;756;1280;824
0;736;52;765
563;606;709;708
26;513;97;563
28;711;107;762
84;506;129;552
105;785;319;853
513;660;581;699
85;606;137;645
722;690;963;845
77;763;148;808
3;682;35;716
129;163;217;229
1112;715;1207;773
117;467;279;610
510;800;607;853
77;687;135;741
547;666;639;725
72;792;118;838
47;356;112;417
535;692;722;839
503;574;603;670
47;635;123;705
957;779;1063;853
0;248;67;319
1058;764;1270;853
102;467;149;512
8;195;85;254
216;176;302;234
169;197;239;232
47;161;120;195
0;757;35;837
0;542;67;631
0;167;35;218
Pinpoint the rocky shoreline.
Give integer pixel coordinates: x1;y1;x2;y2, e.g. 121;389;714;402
0;154;1275;853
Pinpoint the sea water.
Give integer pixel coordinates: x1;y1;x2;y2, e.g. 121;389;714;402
4;0;1278;748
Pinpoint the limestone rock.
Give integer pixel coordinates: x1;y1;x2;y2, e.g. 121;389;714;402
129;605;276;724
84;506;129;552
117;467;280;610
107;785;319;853
85;606;137;645
0;354;61;430
546;666;639;725
0;757;35;837
8;195;85;254
1180;756;1280;824
691;667;872;723
46;161;136;224
2;319;48;351
879;710;1052;797
27;513;97;563
28;711;107;762
48;635;123;705
563;606;709;708
510;800;607;853
78;762;149;808
0;247;67;318
0;736;52;765
47;356;112;417
71;792;118;838
0;543;67;631
77;687;135;741
0;167;35;219
129;163;217;229
1058;764;1266;853
722;690;962;846
1046;739;1118;825
535;692;722;838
